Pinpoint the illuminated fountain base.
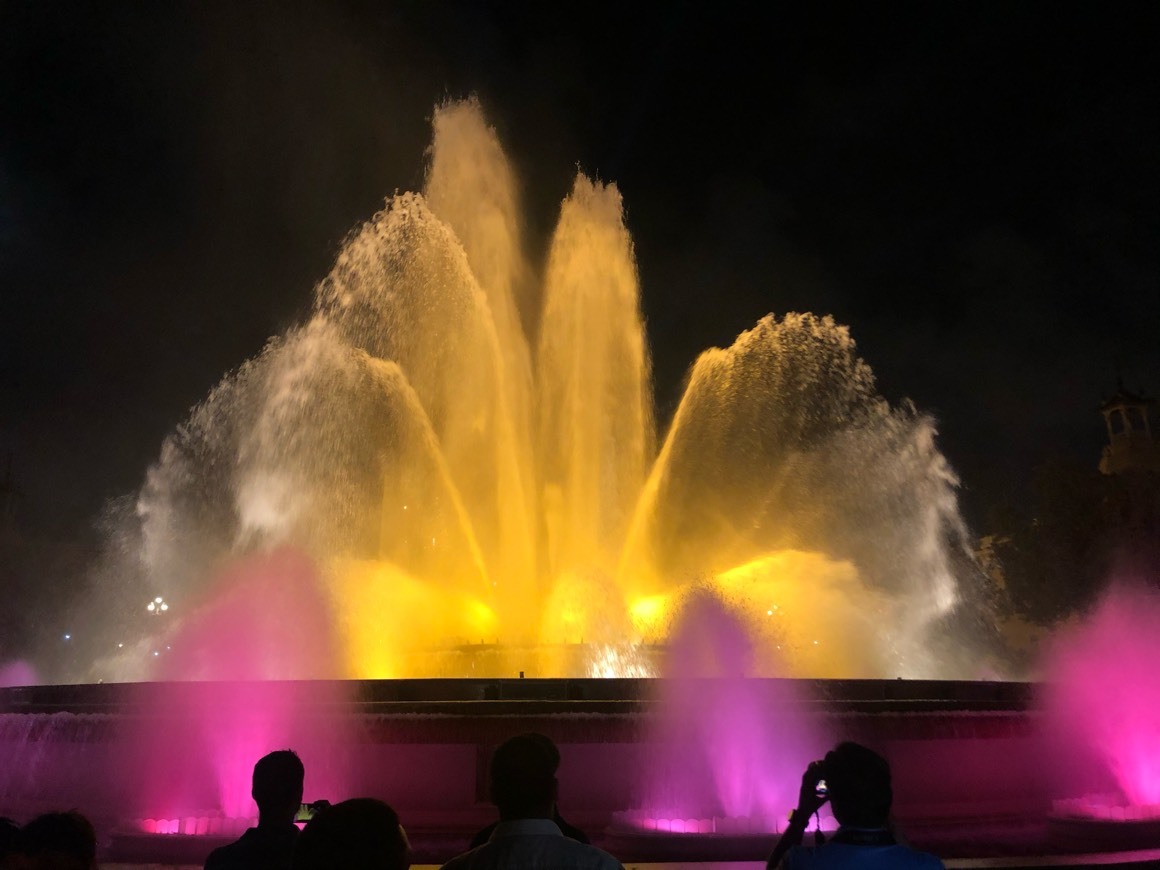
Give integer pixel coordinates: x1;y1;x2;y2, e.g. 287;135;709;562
1049;797;1160;852
3;679;1159;866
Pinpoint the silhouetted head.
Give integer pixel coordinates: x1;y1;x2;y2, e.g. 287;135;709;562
1;817;24;868
292;798;409;870
252;749;305;824
823;742;893;828
489;733;560;820
20;811;96;870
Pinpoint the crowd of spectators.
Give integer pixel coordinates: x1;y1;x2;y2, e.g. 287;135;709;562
0;737;943;870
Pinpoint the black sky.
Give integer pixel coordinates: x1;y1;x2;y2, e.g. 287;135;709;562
1;1;1157;543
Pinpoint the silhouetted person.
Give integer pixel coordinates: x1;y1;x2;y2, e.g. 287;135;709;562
1;817;25;870
205;749;305;870
442;733;621;870
291;798;409;870
20;811;97;870
766;742;944;870
468;734;590;848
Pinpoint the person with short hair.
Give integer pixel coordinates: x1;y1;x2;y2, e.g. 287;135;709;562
0;816;25;869
766;742;943;870
19;811;97;870
291;798;410;870
205;749;306;870
468;733;590;848
442;733;621;870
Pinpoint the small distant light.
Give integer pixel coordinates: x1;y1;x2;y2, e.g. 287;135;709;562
160;603;169;612
117;643;124;649
154;596;163;604
813;639;819;645
431;537;436;545
63;633;71;641
766;610;772;616
402;505;408;511
147;602;156;612
152;651;159;657
166;645;171;650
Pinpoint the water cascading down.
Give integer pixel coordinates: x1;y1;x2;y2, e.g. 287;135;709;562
111;97;983;682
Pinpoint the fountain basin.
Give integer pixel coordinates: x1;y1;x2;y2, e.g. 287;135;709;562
1048;797;1160;852
0;682;1044;867
3;678;1153;864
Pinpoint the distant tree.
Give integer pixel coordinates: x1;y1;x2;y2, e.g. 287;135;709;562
994;460;1160;624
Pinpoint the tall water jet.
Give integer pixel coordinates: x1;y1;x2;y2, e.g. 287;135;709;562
637;591;825;829
1042;583;1160;809
537;176;654;648
619;314;969;676
424;98;539;608
86;97;986;684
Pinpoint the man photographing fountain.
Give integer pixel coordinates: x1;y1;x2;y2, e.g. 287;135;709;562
766;742;943;870
205;749;313;870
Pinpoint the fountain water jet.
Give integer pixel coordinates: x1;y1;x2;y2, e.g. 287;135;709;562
632;590;827;832
1038;582;1160;850
105;97;985;685
1043;583;1160;809
9;98;1151;869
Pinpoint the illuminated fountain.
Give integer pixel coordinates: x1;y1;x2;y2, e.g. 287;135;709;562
92;96;983;684
1;98;1037;865
1042;583;1160;849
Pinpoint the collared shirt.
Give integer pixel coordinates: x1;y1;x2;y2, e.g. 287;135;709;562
779;827;944;870
441;818;623;870
469;813;591;849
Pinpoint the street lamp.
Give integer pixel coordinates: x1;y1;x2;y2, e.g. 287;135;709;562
146;596;169;615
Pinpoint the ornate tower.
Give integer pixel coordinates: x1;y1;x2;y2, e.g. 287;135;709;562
1099;387;1160;475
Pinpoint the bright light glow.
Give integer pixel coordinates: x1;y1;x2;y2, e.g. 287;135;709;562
1045;584;1160;806
630;595;668;634
132;99;971;684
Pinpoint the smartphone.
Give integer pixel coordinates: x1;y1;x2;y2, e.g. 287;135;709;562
815;779;828;799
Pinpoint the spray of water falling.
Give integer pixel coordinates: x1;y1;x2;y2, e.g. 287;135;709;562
95;97;989;683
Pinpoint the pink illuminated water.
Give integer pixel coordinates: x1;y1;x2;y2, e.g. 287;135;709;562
0;660;37;688
1043;583;1160;807
134;548;351;820
639;591;827;829
157;547;340;682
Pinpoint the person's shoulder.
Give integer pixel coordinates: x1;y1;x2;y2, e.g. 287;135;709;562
204;828;272;869
203;837;246;870
782;842;943;870
440;844;486;870
565;839;622;870
904;846;945;869
880;844;944;870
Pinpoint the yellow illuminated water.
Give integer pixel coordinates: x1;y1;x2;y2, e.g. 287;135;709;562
139;98;974;680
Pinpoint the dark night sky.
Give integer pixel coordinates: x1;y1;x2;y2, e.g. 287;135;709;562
1;1;1157;547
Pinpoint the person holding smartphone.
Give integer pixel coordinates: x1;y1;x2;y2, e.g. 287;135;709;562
205;750;307;870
